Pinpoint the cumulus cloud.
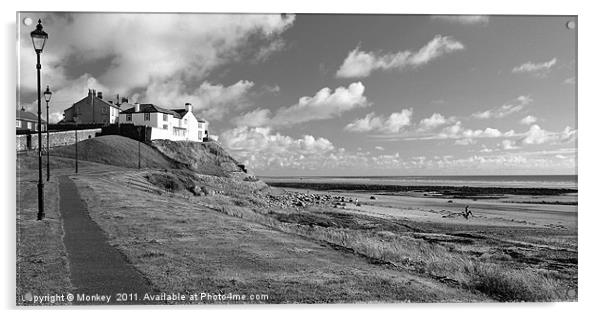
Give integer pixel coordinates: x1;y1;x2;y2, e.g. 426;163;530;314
512;58;557;76
520;115;538;125
233;82;368;127
472;95;532;119
142;80;255;121
345;109;413;133
501;139;518;150
220;126;335;171
18;13;295;122
231;108;271;127
521;125;577;145
431;15;490;25
418;113;454;130
336;35;464;78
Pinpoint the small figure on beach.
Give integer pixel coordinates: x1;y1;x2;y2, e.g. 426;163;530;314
462;205;474;219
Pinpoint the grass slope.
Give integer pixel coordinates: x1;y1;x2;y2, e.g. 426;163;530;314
51;135;175;170
152;140;244;177
51;135;247;178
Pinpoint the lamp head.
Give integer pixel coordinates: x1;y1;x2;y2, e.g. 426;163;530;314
30;19;48;53
43;85;52;103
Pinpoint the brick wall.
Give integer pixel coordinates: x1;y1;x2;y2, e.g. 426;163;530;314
16;128;102;152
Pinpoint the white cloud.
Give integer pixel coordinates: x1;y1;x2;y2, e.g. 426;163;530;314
512;58;557;76
345;109;413;133
418;113;453;130
234;82;369;127
420;121;516;145
521;125;577;145
375;146;385;151
220;126;335;170
231;108;271;127
143;80;255;121
501;139;518;150
336;35;464;78
431;15;490;25
520;115;538;125
18;13;295;121
472;95;532;119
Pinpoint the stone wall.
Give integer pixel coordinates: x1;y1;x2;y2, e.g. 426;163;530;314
16;128;102;152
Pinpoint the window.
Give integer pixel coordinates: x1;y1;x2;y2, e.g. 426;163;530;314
173;127;186;137
16;120;20;128
126;114;132;121
198;131;203;140
144;113;150;121
163;114;168;121
163;124;168;129
184;119;188;125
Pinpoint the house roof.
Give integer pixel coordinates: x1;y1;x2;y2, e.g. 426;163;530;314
173;109;189;118
64;94;121;113
17;109;46;123
120;104;183;118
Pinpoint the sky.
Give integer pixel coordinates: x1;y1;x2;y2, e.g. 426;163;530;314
17;13;577;176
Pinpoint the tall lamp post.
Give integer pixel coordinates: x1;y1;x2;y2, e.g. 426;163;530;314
31;19;48;221
44;86;52;181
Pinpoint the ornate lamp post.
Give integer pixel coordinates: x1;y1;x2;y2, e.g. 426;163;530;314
44;85;52;181
31;19;48;221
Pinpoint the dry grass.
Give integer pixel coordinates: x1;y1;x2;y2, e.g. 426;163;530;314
182;186;573;302
16;169;72;305
73;171;485;303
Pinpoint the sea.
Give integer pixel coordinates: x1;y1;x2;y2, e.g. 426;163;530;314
261;175;578;189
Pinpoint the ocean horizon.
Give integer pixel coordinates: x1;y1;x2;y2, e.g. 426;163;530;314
260;174;578;189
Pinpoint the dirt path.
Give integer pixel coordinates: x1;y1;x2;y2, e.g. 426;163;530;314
58;175;155;304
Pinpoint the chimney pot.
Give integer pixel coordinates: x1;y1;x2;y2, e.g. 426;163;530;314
185;103;193;112
97;91;103;99
134;103;141;112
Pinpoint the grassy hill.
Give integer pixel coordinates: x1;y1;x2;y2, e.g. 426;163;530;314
51;135;175;170
152;139;246;178
50;135;246;178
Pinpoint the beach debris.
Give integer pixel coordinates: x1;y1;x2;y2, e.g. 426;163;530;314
448;200;453;203
370;196;376;200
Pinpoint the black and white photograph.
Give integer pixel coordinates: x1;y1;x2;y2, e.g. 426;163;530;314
14;8;581;307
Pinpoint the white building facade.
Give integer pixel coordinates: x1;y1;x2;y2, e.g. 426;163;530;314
118;103;208;142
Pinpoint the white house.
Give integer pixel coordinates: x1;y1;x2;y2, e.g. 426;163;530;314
118;103;208;142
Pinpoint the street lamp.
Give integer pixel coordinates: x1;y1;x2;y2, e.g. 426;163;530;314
44;85;52;181
31;19;48;221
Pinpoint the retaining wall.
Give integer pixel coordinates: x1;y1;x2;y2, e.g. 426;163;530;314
16;128;102;152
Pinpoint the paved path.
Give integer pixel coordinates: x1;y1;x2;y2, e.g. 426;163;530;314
59;175;155;304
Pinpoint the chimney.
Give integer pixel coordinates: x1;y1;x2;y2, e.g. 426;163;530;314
121;97;128;104
88;89;93;97
116;94;120;105
185;103;192;112
92;89;96;97
135;103;141;112
97;91;103;99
